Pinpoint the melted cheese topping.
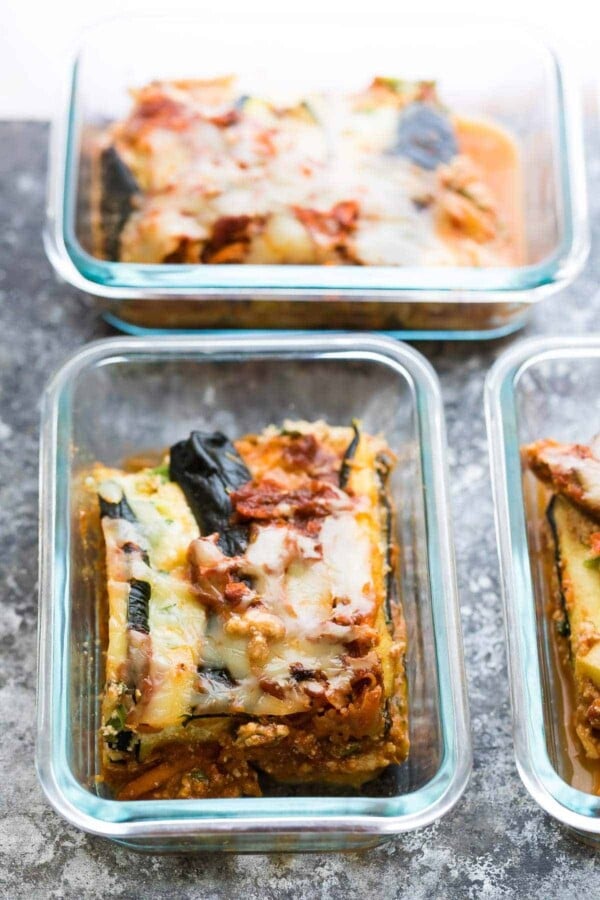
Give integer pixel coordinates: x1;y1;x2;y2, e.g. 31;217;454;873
98;77;520;267
194;510;376;716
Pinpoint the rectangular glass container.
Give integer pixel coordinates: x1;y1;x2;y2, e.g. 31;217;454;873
37;332;470;852
44;15;588;338
487;336;600;844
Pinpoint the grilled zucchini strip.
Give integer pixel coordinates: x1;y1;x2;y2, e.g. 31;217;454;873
96;465;203;760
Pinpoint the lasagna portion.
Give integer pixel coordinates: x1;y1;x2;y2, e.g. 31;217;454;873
524;438;600;758
93;76;522;268
92;420;408;799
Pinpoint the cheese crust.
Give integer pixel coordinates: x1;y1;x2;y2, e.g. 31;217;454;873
94;420;409;799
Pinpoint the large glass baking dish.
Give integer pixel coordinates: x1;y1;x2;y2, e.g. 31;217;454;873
44;15;588;338
37;332;470;852
486;336;600;844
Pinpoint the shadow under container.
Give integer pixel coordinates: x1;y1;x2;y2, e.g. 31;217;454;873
487;336;600;844
45;17;588;338
37;333;470;852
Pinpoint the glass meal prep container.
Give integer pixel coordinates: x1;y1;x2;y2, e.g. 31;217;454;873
487;336;600;845
44;16;588;338
37;332;470;852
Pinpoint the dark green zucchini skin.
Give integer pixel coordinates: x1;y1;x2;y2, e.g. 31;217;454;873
197;666;238;688
104;704;135;754
546;496;571;639
339;421;360;490
392;102;458;170
128;579;151;634
169;431;251;556
376;454;398;626
340;424;398;623
99;492;137;523
112;730;134;752
122;541;150;566
100;146;140;260
98;488;151;633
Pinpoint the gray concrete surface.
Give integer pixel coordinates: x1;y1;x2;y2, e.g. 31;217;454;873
1;121;600;898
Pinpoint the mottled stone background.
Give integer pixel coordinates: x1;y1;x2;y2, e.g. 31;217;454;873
1;121;600;899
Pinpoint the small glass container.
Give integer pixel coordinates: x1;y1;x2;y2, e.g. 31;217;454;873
486;336;600;844
37;332;470;852
44;15;589;338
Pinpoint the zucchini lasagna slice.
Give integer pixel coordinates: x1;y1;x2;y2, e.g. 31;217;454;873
91;76;521;268
524;438;600;757
95;420;408;799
